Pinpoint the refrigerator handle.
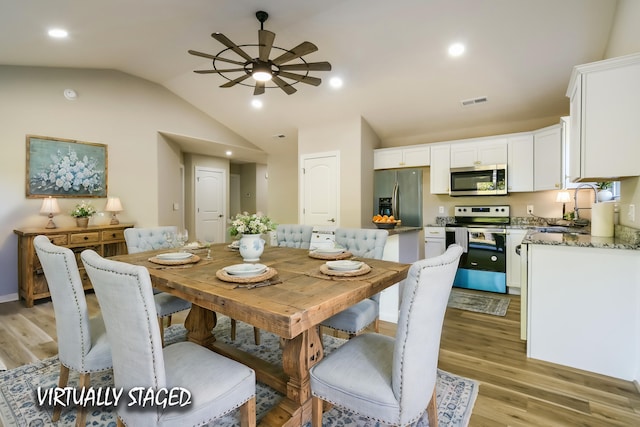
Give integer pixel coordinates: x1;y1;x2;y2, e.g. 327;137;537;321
392;181;399;218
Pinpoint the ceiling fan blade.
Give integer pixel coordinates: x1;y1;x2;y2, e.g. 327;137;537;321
220;74;252;88
254;81;266;96
258;30;275;62
278;71;321;86
194;68;247;74
188;50;246;66
211;32;253;61
271;41;318;65
271;75;297;95
279;61;332;72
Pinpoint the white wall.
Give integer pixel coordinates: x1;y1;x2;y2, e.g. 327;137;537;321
0;65;259;300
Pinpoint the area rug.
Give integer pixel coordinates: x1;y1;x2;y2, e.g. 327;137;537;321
448;288;510;316
0;317;479;427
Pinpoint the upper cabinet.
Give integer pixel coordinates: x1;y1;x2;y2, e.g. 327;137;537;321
430;144;450;194
450;138;507;168
507;134;534;192
533;124;562;191
374;145;430;169
566;53;640;181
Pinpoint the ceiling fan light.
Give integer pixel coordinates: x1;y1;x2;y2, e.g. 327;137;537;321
252;71;272;82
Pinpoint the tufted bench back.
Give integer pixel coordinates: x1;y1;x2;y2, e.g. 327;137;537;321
276;224;313;249
334;228;388;259
124;226;177;254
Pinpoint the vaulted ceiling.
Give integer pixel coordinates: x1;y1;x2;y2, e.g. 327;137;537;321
0;0;619;160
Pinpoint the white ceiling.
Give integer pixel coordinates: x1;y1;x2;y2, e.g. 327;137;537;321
0;0;619;161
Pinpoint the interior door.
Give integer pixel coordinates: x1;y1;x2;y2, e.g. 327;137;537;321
195;167;226;243
301;152;339;226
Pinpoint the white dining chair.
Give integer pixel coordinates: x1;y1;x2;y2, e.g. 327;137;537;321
33;235;112;427
310;244;464;427
81;249;257;427
320;228;388;337
124;226;192;346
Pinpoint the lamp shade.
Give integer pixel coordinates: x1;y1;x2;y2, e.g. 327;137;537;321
104;197;123;212
40;196;60;214
556;191;571;203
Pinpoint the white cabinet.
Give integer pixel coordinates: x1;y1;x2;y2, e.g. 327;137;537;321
506;229;527;293
429;144;450;194
566;53;640;181
507;134;534;192
450;139;507;168
374;145;430;169
533;124;562;191
424;226;446;259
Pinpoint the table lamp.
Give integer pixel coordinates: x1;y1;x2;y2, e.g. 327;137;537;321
104;197;123;225
556;191;571;217
40;196;60;229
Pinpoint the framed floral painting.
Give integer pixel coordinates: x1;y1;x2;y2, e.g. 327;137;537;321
26;135;108;198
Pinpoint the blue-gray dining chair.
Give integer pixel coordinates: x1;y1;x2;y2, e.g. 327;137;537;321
310;245;464;427
124;226;192;346
275;224;313;249
81;249;257;427
320;228;388;337
33;235;112;426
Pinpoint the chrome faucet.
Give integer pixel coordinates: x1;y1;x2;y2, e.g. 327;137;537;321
573;183;598;220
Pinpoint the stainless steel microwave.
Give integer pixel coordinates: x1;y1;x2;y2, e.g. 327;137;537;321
449;164;507;196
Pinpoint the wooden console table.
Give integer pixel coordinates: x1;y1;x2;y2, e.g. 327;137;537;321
14;223;134;307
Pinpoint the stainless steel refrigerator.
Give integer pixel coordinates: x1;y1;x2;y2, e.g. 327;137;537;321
374;168;423;227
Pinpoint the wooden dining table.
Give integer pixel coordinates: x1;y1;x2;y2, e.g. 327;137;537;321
111;244;410;427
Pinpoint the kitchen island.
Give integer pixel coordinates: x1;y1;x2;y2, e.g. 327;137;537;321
522;225;640;381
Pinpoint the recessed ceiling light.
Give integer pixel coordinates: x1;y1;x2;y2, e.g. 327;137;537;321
329;77;343;89
225;150;233;156
251;99;263;109
48;28;68;39
448;42;465;57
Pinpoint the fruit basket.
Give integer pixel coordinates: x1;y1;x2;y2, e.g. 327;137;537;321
372;215;399;229
373;221;397;229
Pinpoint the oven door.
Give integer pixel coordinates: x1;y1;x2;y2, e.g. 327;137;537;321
448;227;507;293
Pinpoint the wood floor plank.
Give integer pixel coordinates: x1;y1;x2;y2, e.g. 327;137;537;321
0;290;639;426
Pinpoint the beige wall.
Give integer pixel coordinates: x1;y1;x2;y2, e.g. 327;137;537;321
0;66;259;300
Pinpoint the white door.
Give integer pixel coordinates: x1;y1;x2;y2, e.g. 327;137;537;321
300;152;339;226
195;167;226;243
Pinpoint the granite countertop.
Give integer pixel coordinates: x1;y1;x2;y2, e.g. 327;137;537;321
387;226;422;235
522;224;640;250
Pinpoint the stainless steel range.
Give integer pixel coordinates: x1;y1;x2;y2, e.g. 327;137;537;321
445;205;510;293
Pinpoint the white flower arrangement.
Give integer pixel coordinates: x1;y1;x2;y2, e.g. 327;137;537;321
32;147;104;194
70;201;97;218
229;212;276;236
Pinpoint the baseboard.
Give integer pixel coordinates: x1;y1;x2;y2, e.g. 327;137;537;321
0;293;18;304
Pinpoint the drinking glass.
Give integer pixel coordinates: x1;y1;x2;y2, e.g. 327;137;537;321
164;232;175;248
175;229;188;252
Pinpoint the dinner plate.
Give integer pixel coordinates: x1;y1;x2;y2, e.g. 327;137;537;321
313;248;345;255
223;263;268;277
325;260;364;271
156;252;193;261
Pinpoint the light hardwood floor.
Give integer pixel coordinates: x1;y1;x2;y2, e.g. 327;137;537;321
1;291;639;426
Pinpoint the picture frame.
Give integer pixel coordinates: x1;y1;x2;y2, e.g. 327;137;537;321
26;135;108;198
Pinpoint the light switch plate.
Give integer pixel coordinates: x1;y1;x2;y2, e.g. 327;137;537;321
629;204;635;222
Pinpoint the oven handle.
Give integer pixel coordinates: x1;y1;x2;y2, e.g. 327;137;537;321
464;227;507;234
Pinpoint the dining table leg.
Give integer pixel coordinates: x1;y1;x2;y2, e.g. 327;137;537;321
183;305;217;348
259;326;323;427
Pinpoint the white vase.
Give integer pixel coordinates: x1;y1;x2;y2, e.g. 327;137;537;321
239;234;265;262
597;190;613;202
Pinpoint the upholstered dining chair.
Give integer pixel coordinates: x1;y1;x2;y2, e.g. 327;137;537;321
320;228;389;337
81;249;257;427
33;235;112;427
310;244;464;427
124;226;192;346
275;224;313;249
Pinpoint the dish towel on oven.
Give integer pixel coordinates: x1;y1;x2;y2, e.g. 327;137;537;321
454;228;468;253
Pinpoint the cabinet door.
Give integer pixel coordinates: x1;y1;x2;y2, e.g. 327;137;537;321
374;149;403;170
478;139;508;165
506;230;527;291
450;142;477;168
568;79;582;182
402;146;430;167
507;134;534;192
430;145;450;194
534;125;562;191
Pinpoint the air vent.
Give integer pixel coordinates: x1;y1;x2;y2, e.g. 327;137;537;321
461;96;488;107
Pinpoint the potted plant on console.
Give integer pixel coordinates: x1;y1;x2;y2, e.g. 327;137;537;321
70;200;96;228
229;212;276;262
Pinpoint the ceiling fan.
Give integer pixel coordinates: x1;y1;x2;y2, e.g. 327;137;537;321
188;11;332;96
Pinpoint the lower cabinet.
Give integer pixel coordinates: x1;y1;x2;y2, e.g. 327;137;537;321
506;229;527;294
424;226;446;258
14;223;134;307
